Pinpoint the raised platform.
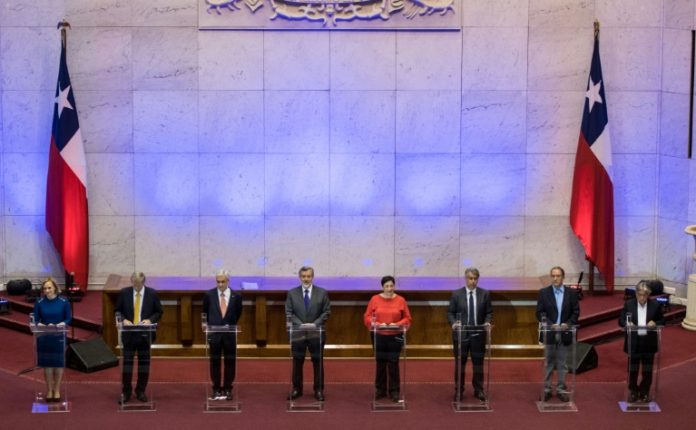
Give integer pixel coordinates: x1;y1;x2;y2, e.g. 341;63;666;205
102;275;547;358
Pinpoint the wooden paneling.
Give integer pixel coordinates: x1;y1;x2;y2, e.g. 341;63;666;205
102;275;544;358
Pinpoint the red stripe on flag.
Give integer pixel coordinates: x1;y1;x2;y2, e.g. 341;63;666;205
569;134;614;291
46;139;89;291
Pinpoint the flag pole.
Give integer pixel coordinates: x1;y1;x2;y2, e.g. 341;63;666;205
57;19;77;336
587;18;599;298
587;257;595;296
57;19;71;47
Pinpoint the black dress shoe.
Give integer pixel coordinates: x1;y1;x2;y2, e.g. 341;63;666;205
475;391;487;402
287;389;302;400
135;391;148;402
640;393;650;403
557;392;569;403
542;391;552;402
628;391;639;403
119;392;132;404
390;392;400;403
314;391;325;401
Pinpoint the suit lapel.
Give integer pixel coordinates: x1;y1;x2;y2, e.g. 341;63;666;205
549;287;558;322
127;287;135;320
307;286;316;318
632;301;639;324
214;291;222;319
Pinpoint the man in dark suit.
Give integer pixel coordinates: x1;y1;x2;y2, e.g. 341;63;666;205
285;266;331;401
536;266;580;403
114;272;163;404
202;270;243;401
447;267;493;402
619;281;664;403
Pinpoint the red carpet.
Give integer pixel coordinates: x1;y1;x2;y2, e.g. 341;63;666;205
2;324;696;429
2;363;696;430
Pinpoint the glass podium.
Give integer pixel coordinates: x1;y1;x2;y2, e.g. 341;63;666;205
30;319;70;413
537;324;577;412
287;321;325;412
452;324;492;412
619;324;662;412
117;316;157;412
371;324;408;412
202;314;241;412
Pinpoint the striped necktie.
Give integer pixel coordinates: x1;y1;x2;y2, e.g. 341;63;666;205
220;292;227;317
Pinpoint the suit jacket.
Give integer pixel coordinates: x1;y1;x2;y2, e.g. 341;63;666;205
285;285;331;327
202;287;242;326
536;285;580;345
115;286;163;324
114;286;163;342
447;287;493;327
619;298;664;354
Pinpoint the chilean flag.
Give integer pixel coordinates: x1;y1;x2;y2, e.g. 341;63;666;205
569;30;614;292
46;40;89;291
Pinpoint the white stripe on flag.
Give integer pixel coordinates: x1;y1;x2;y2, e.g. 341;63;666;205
59;128;88;190
590;125;613;180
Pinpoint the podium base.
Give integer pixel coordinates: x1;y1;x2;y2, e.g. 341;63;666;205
287;399;324;412
619;400;661;412
32;399;70;413
372;397;407;412
536;400;578;412
205;398;241;413
452;400;491;412
119;398;156;412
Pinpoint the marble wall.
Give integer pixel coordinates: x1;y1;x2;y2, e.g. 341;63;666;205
0;0;694;287
659;0;696;284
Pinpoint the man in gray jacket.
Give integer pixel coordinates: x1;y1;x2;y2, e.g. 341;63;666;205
285;266;331;401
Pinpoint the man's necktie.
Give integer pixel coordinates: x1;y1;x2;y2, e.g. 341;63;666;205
220;292;227;317
468;291;475;326
304;289;310;311
134;292;141;324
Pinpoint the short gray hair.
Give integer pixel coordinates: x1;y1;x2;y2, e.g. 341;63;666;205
636;281;652;295
215;269;230;280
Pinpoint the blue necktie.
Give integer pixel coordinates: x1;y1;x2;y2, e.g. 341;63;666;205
554;288;563;324
304;289;310;311
467;291;475;326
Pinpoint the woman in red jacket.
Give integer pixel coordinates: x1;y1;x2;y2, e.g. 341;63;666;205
363;276;412;402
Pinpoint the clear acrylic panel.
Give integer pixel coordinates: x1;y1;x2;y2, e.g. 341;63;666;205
452;324;492;412
287;321;325;412
537;325;578;412
30;322;70;413
117;322;157;412
619;325;662;412
371;324;408;412
203;322;242;413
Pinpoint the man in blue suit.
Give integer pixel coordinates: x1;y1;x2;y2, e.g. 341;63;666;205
285;266;331;401
536;266;580;402
115;272;163;404
202;270;243;401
